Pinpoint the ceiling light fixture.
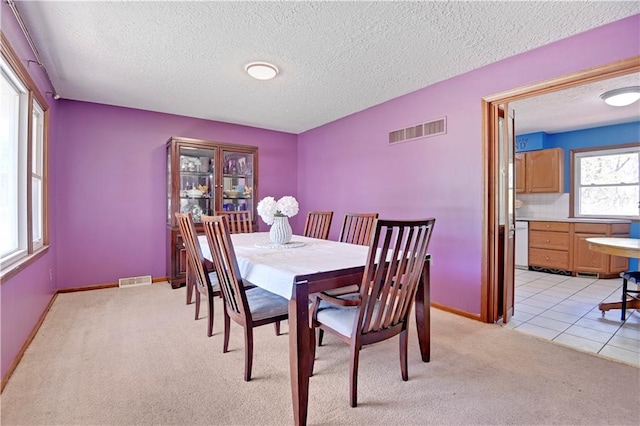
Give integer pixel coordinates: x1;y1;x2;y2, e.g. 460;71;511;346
600;86;640;107
245;62;279;80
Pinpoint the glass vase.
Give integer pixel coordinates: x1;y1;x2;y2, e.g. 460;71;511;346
270;216;292;245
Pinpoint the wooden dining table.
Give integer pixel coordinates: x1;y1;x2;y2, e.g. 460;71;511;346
586;237;640;315
199;232;432;426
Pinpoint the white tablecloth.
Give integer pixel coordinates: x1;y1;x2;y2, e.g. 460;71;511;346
198;232;370;300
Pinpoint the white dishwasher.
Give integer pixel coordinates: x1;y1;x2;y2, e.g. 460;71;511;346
515;221;529;269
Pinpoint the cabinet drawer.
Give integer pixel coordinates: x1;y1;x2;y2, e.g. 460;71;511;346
612;223;630;234
573;223;609;234
529;248;570;270
529;221;570;232
529;230;570;250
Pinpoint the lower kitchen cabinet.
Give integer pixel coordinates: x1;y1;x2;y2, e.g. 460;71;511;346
528;220;630;278
572;223;630;278
529;221;571;270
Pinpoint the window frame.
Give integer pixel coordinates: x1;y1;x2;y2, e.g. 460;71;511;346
1;32;49;282
570;142;640;221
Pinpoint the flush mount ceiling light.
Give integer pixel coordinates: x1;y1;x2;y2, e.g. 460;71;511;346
245;62;279;80
600;86;640;107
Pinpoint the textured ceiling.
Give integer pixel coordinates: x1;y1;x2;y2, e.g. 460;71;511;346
512;72;640;134
13;1;640;134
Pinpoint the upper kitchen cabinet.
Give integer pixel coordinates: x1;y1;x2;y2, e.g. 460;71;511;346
516;148;564;193
166;136;258;288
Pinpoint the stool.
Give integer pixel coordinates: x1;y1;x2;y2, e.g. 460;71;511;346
620;271;640;321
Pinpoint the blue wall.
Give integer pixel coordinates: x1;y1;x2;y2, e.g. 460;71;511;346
518;121;640;269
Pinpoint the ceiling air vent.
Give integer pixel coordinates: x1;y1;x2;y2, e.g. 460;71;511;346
388;117;446;145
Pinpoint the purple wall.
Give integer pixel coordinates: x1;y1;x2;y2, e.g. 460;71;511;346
56;102;297;288
1;1;59;379
297;15;640;314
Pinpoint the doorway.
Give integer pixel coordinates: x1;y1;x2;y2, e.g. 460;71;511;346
481;56;640;324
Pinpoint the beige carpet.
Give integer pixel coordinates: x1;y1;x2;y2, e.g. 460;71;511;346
1;283;639;425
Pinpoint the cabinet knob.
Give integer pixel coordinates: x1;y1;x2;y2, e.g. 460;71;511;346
546;239;550;243
545;256;550;260
546;225;550;228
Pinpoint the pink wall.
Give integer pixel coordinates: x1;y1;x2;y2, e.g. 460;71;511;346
297;15;640;315
55;101;297;288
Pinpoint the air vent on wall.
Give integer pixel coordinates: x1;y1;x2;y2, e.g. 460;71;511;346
388;117;446;145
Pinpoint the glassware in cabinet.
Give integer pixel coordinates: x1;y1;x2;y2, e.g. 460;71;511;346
222;150;255;214
177;146;215;223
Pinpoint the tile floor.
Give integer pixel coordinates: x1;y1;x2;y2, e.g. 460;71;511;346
504;269;640;367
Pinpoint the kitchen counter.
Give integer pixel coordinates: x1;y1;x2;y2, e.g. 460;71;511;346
516;217;631;224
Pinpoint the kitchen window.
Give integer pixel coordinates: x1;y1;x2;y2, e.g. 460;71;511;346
572;144;640;220
1;36;49;279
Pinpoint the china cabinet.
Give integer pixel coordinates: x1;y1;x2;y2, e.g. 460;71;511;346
166;136;258;288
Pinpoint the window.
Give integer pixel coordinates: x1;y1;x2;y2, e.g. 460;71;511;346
573;145;640;219
1;35;49;277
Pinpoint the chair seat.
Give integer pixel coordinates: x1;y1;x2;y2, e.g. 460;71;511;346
246;287;289;321
620;271;640;284
317;295;381;338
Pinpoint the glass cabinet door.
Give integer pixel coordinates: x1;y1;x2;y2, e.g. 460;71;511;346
222;150;255;215
178;146;215;223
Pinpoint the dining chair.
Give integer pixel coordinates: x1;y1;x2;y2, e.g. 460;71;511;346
303;211;333;240
215;210;253;234
310;217;436;407
175;212;221;337
315;212;380;346
339;212;379;245
201;214;289;381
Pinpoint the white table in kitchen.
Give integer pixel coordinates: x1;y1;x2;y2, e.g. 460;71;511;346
198;232;432;426
587;237;640;315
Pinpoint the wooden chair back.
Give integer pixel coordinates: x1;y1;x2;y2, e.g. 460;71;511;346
201;215;250;322
175;213;215;296
310;217;436;407
303;211;333;240
215;210;253;234
356;218;435;337
339;213;379;245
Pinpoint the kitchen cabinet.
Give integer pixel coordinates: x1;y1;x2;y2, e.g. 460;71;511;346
528;221;571;271
166;136;258;288
527;220;630;278
516;148;564;193
572;222;630;278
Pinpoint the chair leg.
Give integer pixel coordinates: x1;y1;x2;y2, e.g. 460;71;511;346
194;290;201;320
223;310;230;353
186;277;194;305
318;328;325;346
621;277;628;322
244;327;254;382
207;292;214;337
349;343;360;408
274;321;281;336
400;328;409;381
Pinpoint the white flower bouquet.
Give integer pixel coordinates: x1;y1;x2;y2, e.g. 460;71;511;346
257;195;299;225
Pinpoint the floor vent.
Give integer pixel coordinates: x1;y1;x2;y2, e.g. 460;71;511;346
388;117;446;145
576;272;600;279
118;275;152;288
